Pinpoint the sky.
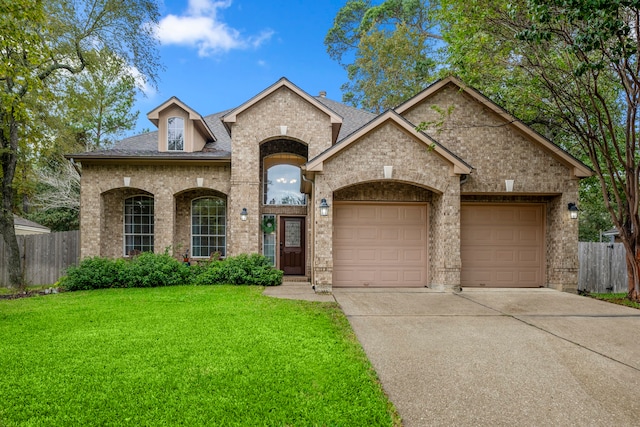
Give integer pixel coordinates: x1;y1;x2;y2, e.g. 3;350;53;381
131;0;352;135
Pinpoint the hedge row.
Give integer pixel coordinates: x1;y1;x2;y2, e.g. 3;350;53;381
60;252;283;291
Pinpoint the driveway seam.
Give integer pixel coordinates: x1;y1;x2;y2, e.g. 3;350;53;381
455;292;640;374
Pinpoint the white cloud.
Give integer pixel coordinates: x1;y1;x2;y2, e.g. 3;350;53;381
157;0;273;56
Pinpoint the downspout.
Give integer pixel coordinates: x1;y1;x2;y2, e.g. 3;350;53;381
301;170;316;291
69;158;82;176
460;174;469;185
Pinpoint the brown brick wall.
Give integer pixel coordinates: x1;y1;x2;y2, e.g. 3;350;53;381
80;163;230;258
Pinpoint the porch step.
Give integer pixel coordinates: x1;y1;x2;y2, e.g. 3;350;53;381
282;276;311;285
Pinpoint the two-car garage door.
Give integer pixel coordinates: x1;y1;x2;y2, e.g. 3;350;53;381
333;203;428;287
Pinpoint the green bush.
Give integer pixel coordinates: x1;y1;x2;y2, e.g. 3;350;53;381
120;252;191;288
61;253;282;291
62;257;126;291
193;254;283;287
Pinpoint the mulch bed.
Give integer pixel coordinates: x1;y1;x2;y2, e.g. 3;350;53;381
0;288;63;300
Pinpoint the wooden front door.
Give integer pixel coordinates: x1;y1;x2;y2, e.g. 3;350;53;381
280;217;305;275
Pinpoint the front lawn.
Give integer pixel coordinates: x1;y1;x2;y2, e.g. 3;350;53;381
0;286;399;426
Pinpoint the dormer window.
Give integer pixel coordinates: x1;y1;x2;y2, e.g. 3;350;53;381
167;117;184;151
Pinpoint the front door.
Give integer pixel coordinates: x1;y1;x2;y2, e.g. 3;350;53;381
280;217;305;275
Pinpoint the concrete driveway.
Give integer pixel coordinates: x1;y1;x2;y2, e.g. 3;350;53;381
332;288;640;427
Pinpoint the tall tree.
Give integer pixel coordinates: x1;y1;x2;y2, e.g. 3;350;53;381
325;0;442;112
59;50;139;152
0;0;160;288
441;0;640;300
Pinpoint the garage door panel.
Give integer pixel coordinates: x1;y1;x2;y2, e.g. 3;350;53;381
496;229;515;242
518;249;540;263
380;228;399;240
334;203;428;287
403;270;424;282
462;205;543;288
404;249;425;262
495;250;515;262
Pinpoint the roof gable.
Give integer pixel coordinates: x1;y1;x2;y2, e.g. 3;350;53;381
305;110;472;176
395;76;592;178
222;77;344;143
147;96;216;142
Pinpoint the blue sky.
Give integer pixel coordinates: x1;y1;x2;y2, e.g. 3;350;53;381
131;0;351;135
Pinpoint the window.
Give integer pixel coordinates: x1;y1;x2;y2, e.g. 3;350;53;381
262;214;276;266
124;196;154;255
167;117;184;151
264;155;306;205
192;197;226;257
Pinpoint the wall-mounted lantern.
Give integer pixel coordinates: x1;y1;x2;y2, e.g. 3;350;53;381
568;203;579;219
319;198;330;217
240;208;248;221
505;179;514;192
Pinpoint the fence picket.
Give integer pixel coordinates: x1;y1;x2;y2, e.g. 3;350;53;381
0;230;79;286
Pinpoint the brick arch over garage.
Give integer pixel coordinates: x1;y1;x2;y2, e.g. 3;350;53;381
325;169;450;196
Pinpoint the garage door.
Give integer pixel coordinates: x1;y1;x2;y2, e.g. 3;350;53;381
461;204;544;287
333;203;428;287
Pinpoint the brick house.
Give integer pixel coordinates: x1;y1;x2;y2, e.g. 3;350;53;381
68;76;591;293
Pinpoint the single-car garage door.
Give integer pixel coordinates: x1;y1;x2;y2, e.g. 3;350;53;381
333;203;428;287
461;204;544;288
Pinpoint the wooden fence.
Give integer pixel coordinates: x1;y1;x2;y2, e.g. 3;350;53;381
578;242;627;293
0;230;79;286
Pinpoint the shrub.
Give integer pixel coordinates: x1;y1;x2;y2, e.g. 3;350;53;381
61;253;282;291
62;257;126;291
193;254;283;286
120;252;192;288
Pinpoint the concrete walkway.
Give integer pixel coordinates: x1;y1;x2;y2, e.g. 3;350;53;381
265;285;640;426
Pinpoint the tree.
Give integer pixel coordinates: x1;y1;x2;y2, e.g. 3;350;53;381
0;0;160;288
441;0;640;300
59;50;139;152
325;0;442;112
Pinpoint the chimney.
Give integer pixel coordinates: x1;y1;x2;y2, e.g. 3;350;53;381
319;90;326;98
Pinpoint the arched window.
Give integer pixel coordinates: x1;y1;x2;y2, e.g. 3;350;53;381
167;117;184;151
263;154;306;205
124;196;154;255
192;197;226;257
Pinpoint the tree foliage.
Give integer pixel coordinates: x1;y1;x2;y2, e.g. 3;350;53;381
325;0;441;112
441;0;640;299
0;0;160;287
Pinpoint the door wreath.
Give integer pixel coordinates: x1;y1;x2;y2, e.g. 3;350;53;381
262;217;276;234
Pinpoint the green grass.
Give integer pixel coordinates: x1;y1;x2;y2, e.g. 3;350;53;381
589;292;640;309
0;286;399;426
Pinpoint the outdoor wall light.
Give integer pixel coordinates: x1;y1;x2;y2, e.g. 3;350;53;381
319;198;330;217
568;203;579;219
505;179;514;192
240;208;248;221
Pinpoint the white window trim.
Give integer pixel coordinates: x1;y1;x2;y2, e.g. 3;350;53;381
190;196;227;259
167;116;185;152
123;195;154;257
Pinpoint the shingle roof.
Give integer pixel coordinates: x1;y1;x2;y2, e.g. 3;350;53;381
67;94;375;161
13;215;50;232
314;97;377;141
